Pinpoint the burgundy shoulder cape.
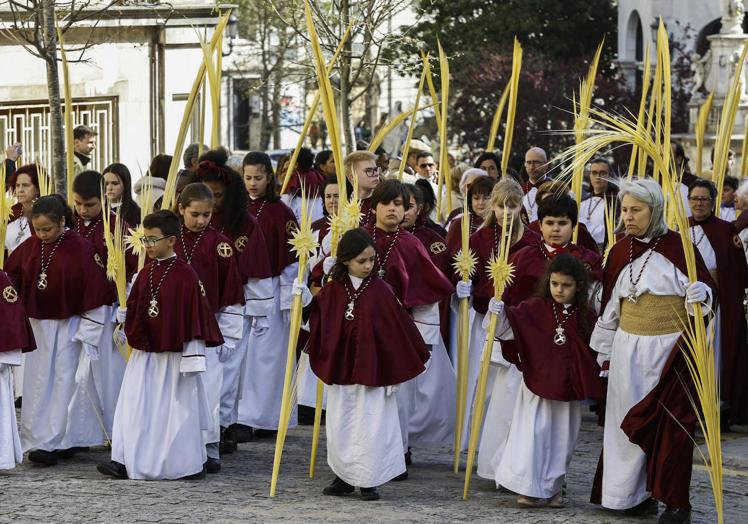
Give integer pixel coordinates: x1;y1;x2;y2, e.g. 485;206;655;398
409;222;452;279
312;216;331;242
175;226;245;313
690;215;748;423
528;219;599;253
503;240;601;307
307;276;429;386
364;224;454;307
0;271;36;353
592;230;717;509
125;257;224;352
6;231;111;320
211;213;273;282
446;213;484;258
468;225;539;314
281;168;325;198
247;197;298;276
502;297;603;401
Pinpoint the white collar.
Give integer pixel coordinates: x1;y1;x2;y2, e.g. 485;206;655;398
157;253;177;262
349;274;363;289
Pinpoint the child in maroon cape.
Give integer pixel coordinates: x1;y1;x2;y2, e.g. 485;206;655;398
98;210;223;480
0;270;35;470
175;183;245;472
279;147;325;223
189;150;274;452
362;180;454;467
504;194;602;308
6;195;111;466
307;228;430;501
72;170;138;436
491;254;604;508
239;151;300;437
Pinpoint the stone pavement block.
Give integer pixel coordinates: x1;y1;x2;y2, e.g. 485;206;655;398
1;417;747;523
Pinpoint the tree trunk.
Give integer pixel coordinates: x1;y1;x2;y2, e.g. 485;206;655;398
339;0;354;153
258;82;271;150
41;0;66;195
271;60;284;149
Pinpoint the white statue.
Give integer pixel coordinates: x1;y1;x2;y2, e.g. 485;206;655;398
721;0;745;35
689;50;712;95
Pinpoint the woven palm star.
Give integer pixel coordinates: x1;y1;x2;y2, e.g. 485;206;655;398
487;256;515;296
452;248;478;280
289;228;319;260
124;225;146;256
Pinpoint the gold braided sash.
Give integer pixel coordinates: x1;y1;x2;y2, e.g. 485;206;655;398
620;294;687;336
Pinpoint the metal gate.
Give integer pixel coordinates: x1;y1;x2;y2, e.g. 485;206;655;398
0;97;118;172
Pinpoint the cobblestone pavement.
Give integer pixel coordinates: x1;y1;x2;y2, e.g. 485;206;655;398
1;413;746;523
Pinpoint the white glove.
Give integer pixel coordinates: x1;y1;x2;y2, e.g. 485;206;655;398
251;316;269;337
685;281;708;305
181;371;200;378
292;281;313;307
488;298;504;315
456;281;472;299
115;307;127;324
217;345;234;363
385;384;399;396
599;370;610;378
322;256;337;275
83;343;100;361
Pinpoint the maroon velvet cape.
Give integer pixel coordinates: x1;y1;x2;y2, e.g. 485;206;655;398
591;230;717;510
125;257;224;352
307;276;429;386
504;241;602;308
528;219;599;254
0;271;36;353
502;297;604;401
281;168;325;199
6;231;111;320
247;197;298;276
75;211;138;302
468;225;540;315
735;211;748;233
359;197;373;228
311;216;331;244
445;213;484;258
363;224;454;308
175;226;245;314
211;213;273;283
689;215;748;423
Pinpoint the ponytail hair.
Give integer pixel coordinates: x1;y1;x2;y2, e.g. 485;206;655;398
32;194;74;228
190;149;248;234
329;228;376;281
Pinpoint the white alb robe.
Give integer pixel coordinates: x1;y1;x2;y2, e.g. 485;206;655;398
22;308;108;452
579;196;606;246
590;248;712;510
522;186;540;223
237;263;299;430
0;350;22;469
86;304;125;435
721;206;737;222
111;341;210;479
691;225;721;371
220;276;274;428
281;194;325;224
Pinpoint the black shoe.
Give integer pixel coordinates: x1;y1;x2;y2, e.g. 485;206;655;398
298;405;316;426
221;426;236;454
14;396;22;408
28;450;58;466
625;498;659;516
392;470;408;481
205;458;221;474
232;424;254;443
360;487;380;501
54;448;76;459
97;461;128;479
253;429;278;439
404;448;412;466
659;507;691;524
180;467;206;480
323;477;355;496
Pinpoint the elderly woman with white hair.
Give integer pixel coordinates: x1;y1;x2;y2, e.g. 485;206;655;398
589;178;715;524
